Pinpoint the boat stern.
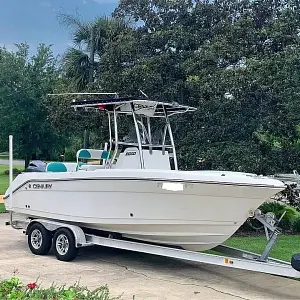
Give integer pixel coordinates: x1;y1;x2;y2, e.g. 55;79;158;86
4;186;13;211
3;172;28;211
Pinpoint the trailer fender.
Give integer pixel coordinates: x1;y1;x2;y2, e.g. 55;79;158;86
27;219;87;247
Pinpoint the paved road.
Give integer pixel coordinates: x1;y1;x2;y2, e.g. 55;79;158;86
0;213;300;300
0;159;24;167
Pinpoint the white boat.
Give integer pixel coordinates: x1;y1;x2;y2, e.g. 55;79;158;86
4;93;286;252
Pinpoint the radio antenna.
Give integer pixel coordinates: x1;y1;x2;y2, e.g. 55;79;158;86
139;90;149;98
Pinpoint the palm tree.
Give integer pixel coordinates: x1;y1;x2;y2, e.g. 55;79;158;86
58;13;129;91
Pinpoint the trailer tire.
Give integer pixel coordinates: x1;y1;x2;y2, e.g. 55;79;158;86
291;253;300;271
28;223;52;255
53;228;78;262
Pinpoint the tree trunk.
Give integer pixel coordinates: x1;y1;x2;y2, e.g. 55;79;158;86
86;26;95;149
83;129;90;148
89;26;95;83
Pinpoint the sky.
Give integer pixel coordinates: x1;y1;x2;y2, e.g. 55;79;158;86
0;0;119;55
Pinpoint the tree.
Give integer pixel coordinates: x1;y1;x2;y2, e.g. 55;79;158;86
108;0;300;173
0;43;64;167
59;13;130;91
55;14;133;150
38;0;300;174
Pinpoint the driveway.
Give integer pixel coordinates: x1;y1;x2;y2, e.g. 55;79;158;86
0;213;299;300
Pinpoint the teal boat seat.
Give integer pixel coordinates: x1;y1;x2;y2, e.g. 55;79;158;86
46;162;68;172
76;149;111;160
76;148;113;171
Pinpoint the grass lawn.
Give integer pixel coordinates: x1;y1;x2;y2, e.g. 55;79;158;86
0;165;24;195
0;203;5;213
222;235;300;262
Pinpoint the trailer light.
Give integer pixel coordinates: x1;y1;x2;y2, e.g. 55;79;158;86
162;182;184;191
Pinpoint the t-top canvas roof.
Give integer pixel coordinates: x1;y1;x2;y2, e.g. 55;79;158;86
49;93;197;117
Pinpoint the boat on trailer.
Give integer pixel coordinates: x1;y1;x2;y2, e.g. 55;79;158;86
4;93;287;252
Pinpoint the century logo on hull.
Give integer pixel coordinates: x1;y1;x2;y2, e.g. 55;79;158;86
28;183;52;189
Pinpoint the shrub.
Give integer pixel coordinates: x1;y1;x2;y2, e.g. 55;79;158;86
273;184;300;211
241;201;300;233
0;277;120;300
259;201;300;230
3;168;22;176
292;216;300;232
64;151;76;162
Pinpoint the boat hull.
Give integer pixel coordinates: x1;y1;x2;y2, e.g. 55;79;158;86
4;170;285;251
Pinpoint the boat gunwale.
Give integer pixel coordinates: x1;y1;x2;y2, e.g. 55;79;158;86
4;175;285;200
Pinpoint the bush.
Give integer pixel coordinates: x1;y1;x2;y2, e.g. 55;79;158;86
240;201;300;233
292;216;300;232
0;277;120;300
64;151;76;162
274;184;300;211
260;201;300;230
3;168;22;176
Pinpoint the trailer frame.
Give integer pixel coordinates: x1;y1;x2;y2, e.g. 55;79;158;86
6;212;300;279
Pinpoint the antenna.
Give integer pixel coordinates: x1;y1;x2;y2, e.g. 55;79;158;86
139;90;149;98
48;92;119;97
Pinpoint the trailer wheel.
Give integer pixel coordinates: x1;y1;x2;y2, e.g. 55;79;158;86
291;253;300;271
28;223;52;255
53;228;78;262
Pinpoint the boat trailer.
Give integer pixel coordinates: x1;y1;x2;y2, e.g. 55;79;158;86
6;208;300;279
4;136;300;278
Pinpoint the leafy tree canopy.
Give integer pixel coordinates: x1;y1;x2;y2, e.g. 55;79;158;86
0;43;64;166
2;1;300;174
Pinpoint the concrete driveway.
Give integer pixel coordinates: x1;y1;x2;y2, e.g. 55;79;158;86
0;213;300;300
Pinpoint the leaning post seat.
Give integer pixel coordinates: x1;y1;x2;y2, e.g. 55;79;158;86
76;148;112;171
46;162;78;172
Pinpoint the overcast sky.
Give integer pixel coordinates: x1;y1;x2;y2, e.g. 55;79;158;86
0;0;118;55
